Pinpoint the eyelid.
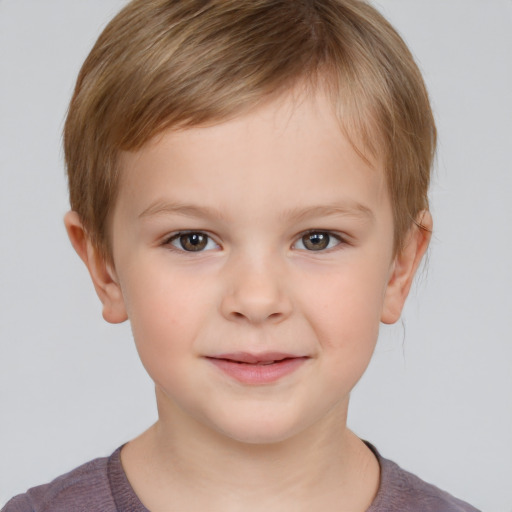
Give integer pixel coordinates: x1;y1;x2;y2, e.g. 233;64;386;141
292;230;348;251
163;230;220;252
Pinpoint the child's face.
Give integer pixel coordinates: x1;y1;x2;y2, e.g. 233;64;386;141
91;90;423;443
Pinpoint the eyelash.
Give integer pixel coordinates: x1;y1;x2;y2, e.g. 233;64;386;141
163;230;347;253
294;230;345;252
164;231;219;253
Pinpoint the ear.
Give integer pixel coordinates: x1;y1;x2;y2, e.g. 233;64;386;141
64;211;128;324
381;211;432;324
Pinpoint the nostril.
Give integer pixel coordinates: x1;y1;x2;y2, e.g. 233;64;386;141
234;311;284;321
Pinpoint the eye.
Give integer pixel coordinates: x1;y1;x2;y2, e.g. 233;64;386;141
294;231;342;251
167;232;218;252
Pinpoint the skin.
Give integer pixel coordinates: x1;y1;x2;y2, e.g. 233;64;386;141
65;89;431;511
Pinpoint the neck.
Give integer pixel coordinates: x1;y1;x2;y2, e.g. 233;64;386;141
121;391;379;512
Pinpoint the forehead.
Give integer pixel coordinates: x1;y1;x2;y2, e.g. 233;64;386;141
115;90;390;226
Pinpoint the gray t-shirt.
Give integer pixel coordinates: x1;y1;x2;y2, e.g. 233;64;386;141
2;444;480;512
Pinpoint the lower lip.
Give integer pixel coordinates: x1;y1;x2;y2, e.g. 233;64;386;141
207;357;308;385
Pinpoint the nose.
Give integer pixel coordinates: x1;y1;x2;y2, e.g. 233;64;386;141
220;254;293;325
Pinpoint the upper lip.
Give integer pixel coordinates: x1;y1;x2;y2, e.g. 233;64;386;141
208;352;305;364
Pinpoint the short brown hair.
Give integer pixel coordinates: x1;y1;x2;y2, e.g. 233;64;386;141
64;0;436;261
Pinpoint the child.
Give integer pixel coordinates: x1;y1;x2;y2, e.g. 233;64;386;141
2;0;481;510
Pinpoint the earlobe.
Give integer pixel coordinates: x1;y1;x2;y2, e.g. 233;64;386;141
381;211;432;324
64;211;128;324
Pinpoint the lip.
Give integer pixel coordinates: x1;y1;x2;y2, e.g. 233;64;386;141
206;352;309;385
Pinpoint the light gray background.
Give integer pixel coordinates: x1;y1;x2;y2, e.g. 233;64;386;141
1;1;511;510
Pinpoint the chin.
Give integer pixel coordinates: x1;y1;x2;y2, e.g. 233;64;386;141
209;407;311;446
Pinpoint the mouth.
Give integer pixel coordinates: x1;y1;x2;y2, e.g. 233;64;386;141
206;352;309;384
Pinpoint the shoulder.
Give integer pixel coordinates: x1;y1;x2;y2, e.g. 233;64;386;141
367;444;481;512
2;454;116;512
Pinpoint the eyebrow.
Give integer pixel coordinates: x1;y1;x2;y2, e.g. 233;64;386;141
138;200;374;223
139;202;229;221
280;203;375;223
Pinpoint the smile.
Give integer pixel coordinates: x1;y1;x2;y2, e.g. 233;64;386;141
206;352;309;385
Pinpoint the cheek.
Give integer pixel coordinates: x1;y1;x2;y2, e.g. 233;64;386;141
303;260;387;331
120;265;213;376
297;261;389;375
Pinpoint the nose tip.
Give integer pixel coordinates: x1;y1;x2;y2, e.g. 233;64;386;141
220;268;292;325
228;305;289;324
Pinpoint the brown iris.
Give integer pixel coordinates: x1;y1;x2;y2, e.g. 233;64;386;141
302;232;330;251
178;233;208;251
